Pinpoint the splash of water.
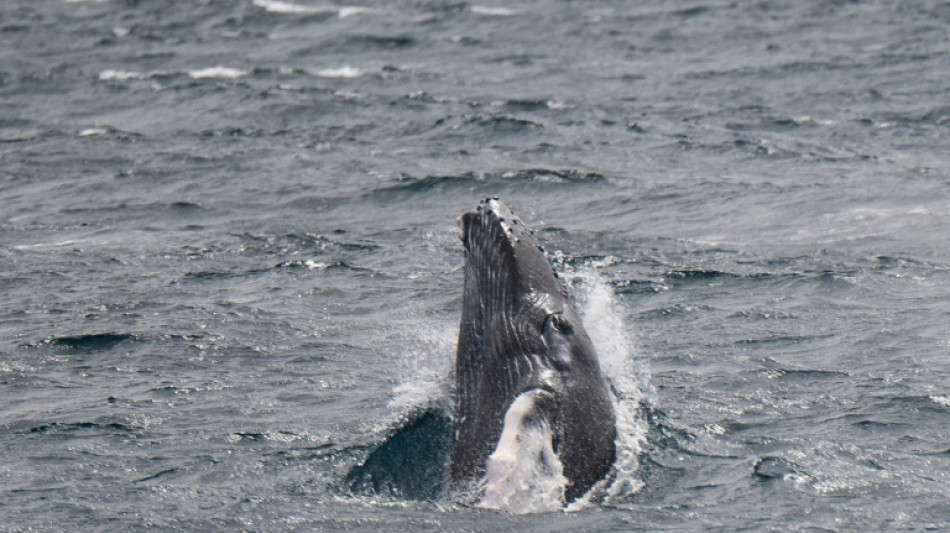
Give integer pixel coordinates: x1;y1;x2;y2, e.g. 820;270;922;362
386;313;455;415
573;264;649;504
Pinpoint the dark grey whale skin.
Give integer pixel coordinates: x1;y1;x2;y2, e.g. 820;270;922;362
450;198;616;503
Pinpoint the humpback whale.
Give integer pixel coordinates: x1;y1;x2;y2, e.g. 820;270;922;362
451;198;616;509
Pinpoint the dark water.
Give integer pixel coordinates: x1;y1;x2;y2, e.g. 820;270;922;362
2;0;950;530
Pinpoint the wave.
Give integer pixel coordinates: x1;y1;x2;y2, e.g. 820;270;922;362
371;168;608;196
27;420;137;435
37;333;136;351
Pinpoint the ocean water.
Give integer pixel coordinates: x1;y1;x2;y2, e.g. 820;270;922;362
2;0;949;530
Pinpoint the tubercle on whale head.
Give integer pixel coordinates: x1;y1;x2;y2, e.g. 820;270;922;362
458;198;572;321
458;197;524;246
458;198;550;259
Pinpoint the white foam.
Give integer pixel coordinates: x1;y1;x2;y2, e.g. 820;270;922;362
930;395;950;408
313;66;364;78
188;66;248;79
303;260;330;270
574;266;649;503
253;0;334;14
471;5;518;16
338;6;376;17
98;69;145;81
478;391;567;513
0;362;36;373
252;0;375;17
14;239;90;250
79;128;108;137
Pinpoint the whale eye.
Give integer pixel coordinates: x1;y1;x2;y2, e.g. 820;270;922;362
541;314;574;368
543;313;573;336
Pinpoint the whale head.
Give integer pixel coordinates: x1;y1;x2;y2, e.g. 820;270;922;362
452;198;616;504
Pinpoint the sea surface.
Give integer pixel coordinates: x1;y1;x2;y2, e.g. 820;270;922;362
2;0;949;530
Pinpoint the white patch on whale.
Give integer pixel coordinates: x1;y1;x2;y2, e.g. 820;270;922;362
478;390;567;513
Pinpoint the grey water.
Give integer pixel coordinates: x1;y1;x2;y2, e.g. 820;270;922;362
2;0;949;530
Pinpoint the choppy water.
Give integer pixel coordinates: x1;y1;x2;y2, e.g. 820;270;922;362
2;0;950;530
